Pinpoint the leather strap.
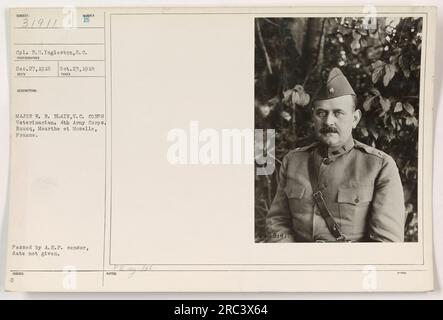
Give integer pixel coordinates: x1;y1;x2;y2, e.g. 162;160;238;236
308;150;346;242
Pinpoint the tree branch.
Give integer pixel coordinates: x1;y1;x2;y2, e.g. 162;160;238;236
303;18;327;86
256;19;273;75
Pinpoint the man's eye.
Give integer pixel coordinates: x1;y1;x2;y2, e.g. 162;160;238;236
334;111;344;117
317;111;326;117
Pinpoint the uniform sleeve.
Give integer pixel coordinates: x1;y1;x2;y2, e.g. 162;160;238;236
367;155;405;242
265;154;295;242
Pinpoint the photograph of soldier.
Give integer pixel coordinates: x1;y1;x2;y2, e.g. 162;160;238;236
254;16;422;242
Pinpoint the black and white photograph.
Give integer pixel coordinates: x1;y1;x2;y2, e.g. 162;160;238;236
255;16;423;243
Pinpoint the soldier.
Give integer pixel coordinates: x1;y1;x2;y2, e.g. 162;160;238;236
266;68;405;242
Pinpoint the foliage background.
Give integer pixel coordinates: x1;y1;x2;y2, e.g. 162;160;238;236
255;16;422;242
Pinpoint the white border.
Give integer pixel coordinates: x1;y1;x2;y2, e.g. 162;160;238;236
0;0;441;299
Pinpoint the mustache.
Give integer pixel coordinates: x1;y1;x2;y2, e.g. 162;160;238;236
319;126;339;134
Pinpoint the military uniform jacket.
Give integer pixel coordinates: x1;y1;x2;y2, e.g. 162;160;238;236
266;138;405;242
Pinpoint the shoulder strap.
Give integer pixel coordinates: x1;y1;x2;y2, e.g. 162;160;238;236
307;150;346;242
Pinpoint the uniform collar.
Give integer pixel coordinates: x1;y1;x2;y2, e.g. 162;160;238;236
318;136;355;159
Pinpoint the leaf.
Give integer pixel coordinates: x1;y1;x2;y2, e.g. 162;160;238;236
372;60;385;69
363;95;377;111
360;127;369;137
404;102;414;115
394;102;403;112
369;88;381;96
291;91;301;106
259;105;271;118
372;60;385;84
368;126;379;139
398;54;405;67
366;46;383;60
351;30;362;53
351;39;361;53
390;116;397;130
383;64;396;86
360;38;368;48
372;68;384;84
338;25;352;35
380;96;391;112
293;84;305;93
267;96;279;106
282;89;293;104
300;93;310;107
352;30;362;40
389;48;402;64
405;116;418;127
387;131;395;141
280;111;291;122
398;55;411;78
392;47;402;56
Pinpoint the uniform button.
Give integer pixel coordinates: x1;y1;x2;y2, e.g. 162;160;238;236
323;158;332;165
354;197;360;204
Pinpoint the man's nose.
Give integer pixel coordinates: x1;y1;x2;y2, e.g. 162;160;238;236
324;112;335;126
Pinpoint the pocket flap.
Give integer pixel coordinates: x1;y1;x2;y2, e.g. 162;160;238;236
285;185;305;199
337;186;373;205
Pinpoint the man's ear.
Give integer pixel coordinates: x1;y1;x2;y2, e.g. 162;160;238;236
352;109;362;128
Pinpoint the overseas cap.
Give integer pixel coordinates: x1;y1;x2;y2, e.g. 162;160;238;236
313;68;356;102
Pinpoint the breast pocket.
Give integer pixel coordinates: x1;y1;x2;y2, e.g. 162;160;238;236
284;184;313;215
337;186;373;234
